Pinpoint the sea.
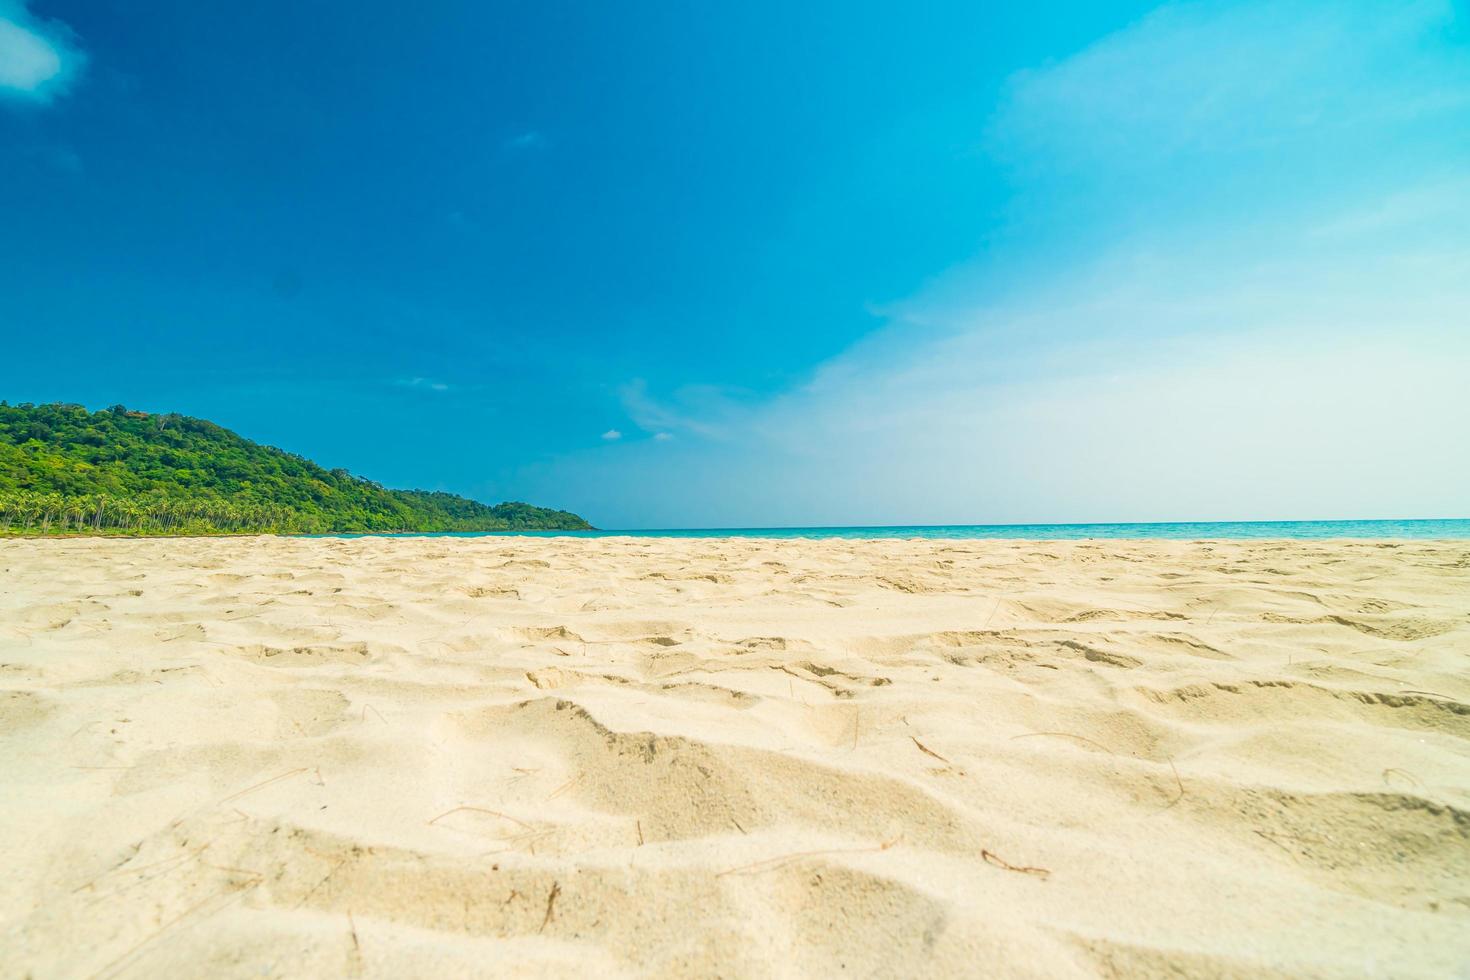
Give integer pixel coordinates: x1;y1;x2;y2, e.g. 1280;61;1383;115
323;519;1470;540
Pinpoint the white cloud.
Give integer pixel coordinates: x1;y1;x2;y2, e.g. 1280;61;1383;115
0;1;85;104
395;377;452;392
601;429;622;441
653;432;673;442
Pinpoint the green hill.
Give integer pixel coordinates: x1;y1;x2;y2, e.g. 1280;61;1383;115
0;402;593;536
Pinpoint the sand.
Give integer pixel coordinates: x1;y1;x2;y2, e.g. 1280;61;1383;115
1;535;1467;978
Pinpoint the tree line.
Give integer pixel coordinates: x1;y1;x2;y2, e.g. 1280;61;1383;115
0;490;302;535
0;402;592;536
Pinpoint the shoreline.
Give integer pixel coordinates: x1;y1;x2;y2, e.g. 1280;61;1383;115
7;531;1470;542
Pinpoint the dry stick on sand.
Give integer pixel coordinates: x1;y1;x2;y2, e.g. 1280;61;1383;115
81;852;212;909
716;836;902;878
201;861;266;882
540;882;562;933
1382;767;1423;790
71;845;201;895
1252;830;1302;859
983;595;1004;628
87;879;258;980
220;767;309;805
1159;757;1185;811
428;806;533;829
1009;731;1117;755
295;858;348;910
547;775;582;801
909;736;951;765
1012;731;1184;810
981;849;1051;879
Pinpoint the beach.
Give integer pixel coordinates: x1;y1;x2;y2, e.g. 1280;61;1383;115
2;535;1467;977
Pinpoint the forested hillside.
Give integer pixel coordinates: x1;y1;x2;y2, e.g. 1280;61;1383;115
0;402;592;535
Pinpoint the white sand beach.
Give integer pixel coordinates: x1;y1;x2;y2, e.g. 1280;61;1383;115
2;536;1467;977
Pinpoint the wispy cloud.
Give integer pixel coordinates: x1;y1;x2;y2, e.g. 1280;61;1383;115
1308;177;1470;244
618;379;746;440
990;0;1467;169
601;429;622;441
394;376;452;393
0;1;86;104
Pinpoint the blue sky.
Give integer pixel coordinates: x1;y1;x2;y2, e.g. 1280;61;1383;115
2;1;1467;527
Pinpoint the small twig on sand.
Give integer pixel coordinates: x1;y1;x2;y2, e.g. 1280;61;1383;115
295;858;347;909
220;767;308;804
1009;731;1117;755
540;882;561;933
909;736;951;765
1382;767;1422;790
981;849;1050;879
547;775;581;801
636;820;644;846
87;880;256;980
1252;830;1300;859
428;806;532;829
72;845;202;895
1159;757;1185;811
201;862;265;882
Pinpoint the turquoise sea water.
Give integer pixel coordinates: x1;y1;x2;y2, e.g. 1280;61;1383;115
325;519;1470;540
